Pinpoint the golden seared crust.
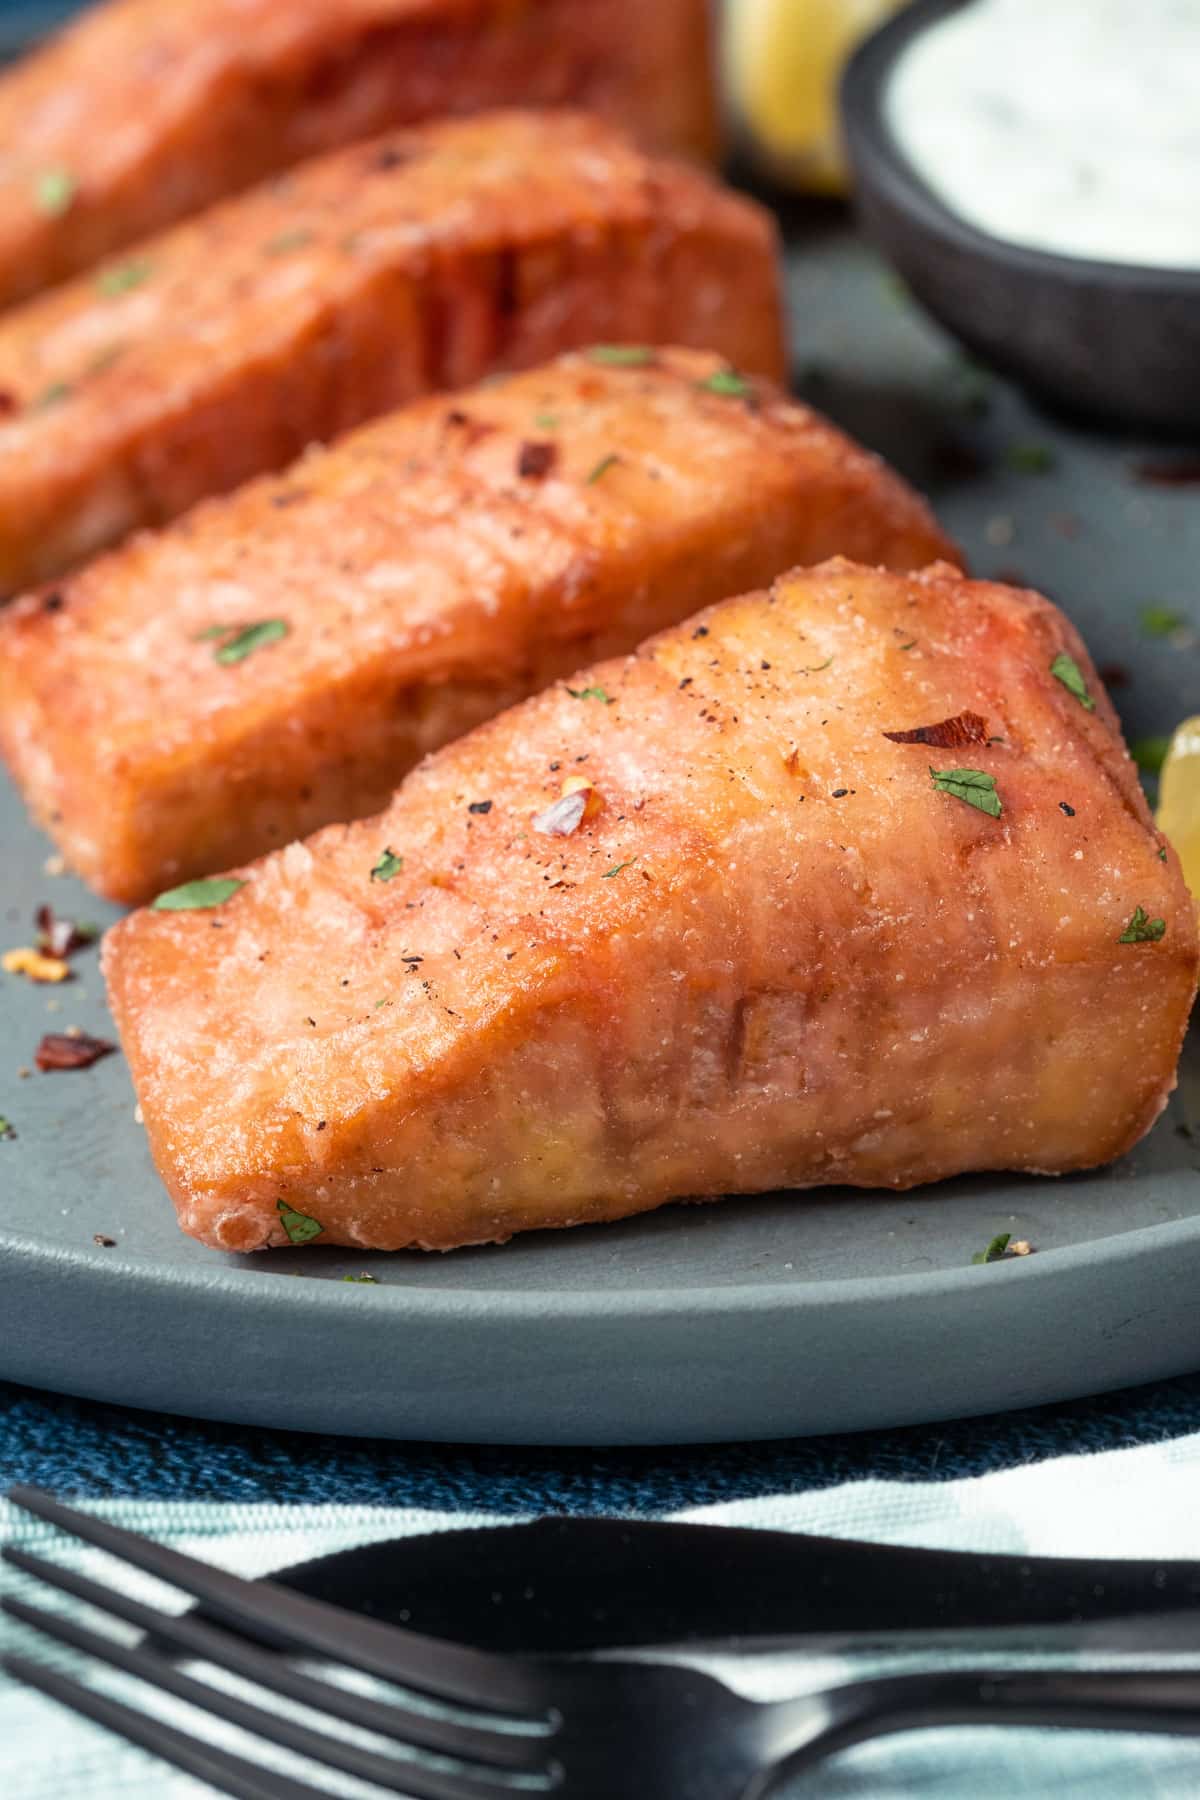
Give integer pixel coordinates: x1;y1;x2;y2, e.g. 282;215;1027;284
103;558;1197;1254
0;109;780;593
0;0;718;307
0;349;953;905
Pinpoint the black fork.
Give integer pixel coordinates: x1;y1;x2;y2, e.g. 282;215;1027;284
6;1485;1200;1800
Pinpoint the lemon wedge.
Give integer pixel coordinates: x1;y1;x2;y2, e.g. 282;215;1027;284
1155;716;1200;895
725;0;908;194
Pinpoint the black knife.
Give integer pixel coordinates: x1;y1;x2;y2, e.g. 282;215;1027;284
266;1517;1200;1655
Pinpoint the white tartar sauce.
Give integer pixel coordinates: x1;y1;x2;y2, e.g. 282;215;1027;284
886;0;1200;269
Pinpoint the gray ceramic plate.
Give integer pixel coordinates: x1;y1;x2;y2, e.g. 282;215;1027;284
3;216;1200;1445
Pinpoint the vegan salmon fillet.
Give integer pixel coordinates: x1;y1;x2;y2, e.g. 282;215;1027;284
0;0;718;309
0;349;954;905
0;109;782;593
103;559;1198;1254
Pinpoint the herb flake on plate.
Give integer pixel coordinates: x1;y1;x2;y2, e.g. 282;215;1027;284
1140;605;1186;639
1005;442;1055;475
1119;906;1166;944
1049;652;1095;712
152;876;246;912
565;684;612;703
603;858;637;879
1132;737;1170;777
971;1232;1011;1265
585;453;619;486
277;1198;323;1245
929;767;1002;818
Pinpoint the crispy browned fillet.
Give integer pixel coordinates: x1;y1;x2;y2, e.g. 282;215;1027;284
0;349;955;904
103;558;1197;1254
0;109;783;593
0;0;718;308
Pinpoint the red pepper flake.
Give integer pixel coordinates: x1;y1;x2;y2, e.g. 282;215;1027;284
373;144;415;172
35;903;98;959
516;440;557;481
35;1031;117;1072
1098;662;1131;690
442;409;494;448
0;390;17;417
882;710;989;749
1133;457;1200;488
93;1233;116;1247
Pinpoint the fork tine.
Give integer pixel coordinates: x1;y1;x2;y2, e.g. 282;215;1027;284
5;1598;537;1800
2;1651;325;1800
6;1485;540;1714
3;1548;546;1770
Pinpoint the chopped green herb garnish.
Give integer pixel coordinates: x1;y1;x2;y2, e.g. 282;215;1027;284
897;640;917;652
32;381;72;412
343;1272;379;1283
370;848;403;883
699;368;752;398
1132;736;1170;776
0;1116;14;1141
603;859;637;878
35;167;75;216
803;656;834;673
586;453;619;486
1159;847;1169;862
212;619;289;665
1049;651;1095;712
87;344;126;377
96;259;152;296
1006;442;1055;474
152;876;246;912
565;684;613;703
277;1198;323;1245
972;1232;1011;1265
1140;605;1186;638
930;766;1002;818
264;228;316;255
533;412;560;430
1119;906;1166;944
73;923;100;944
587;345;653;366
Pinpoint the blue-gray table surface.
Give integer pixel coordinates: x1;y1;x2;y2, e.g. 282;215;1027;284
4;1;1200;1507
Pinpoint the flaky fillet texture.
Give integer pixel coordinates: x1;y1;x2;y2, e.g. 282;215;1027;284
0;0;718;308
103;560;1198;1254
0;349;953;904
0;109;780;592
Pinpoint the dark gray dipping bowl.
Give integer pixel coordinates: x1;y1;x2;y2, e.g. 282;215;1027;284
840;0;1200;434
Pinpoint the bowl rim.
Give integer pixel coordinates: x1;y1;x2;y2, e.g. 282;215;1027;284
840;0;1200;298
